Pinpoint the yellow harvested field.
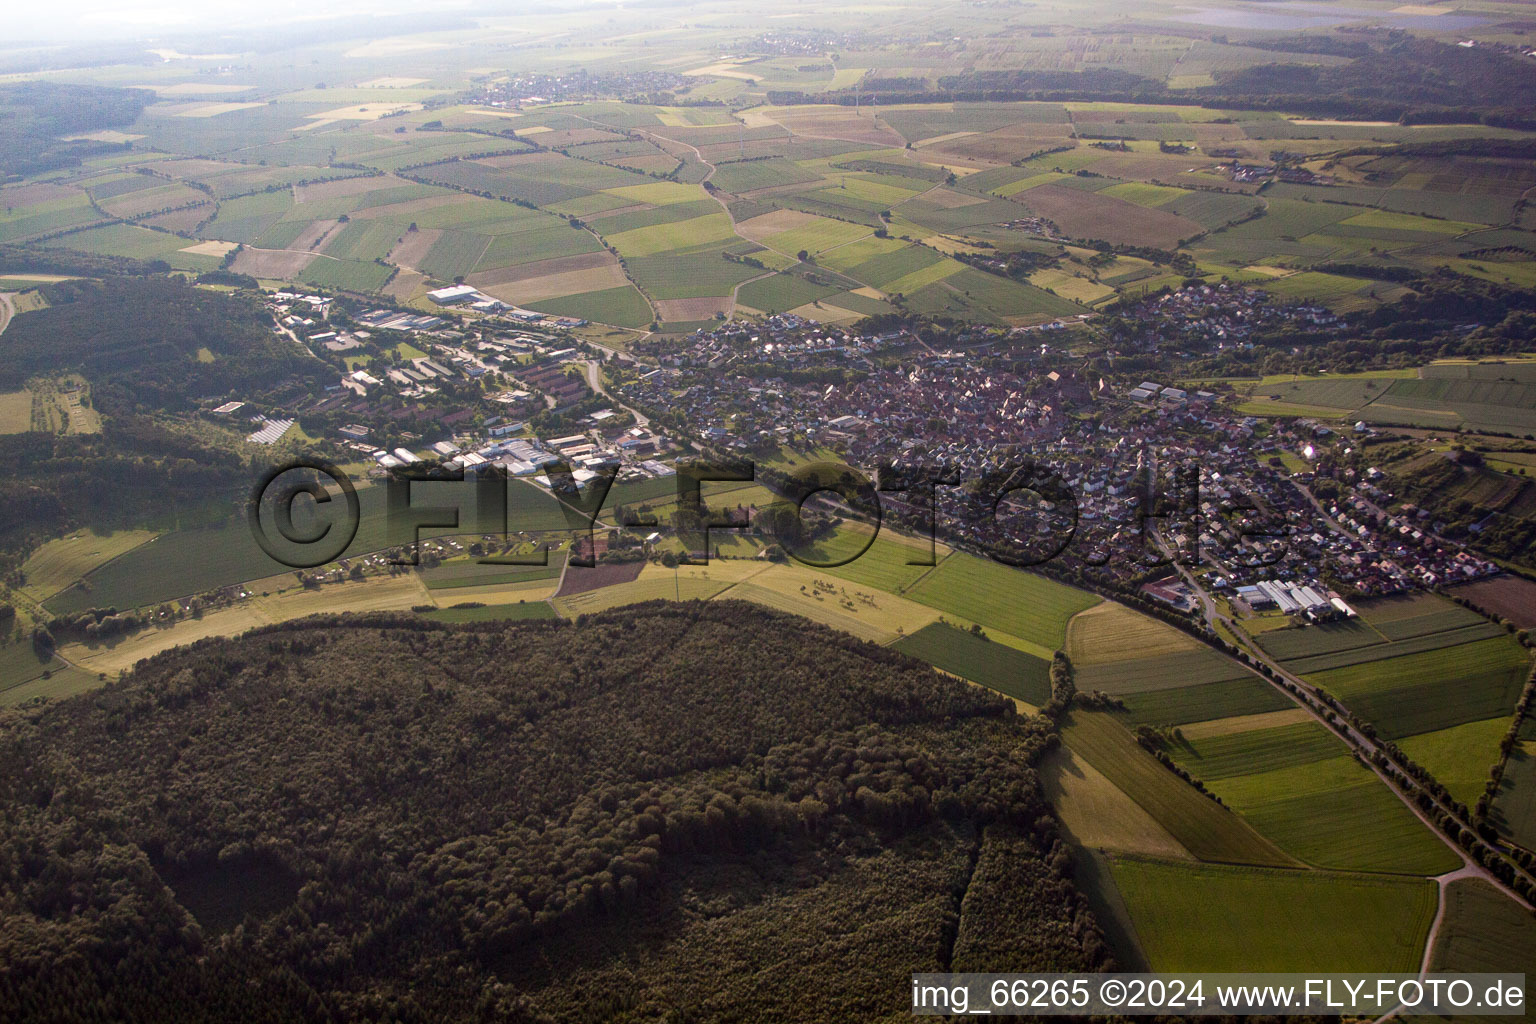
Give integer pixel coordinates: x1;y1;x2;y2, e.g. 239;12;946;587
1041;746;1195;860
303;103;424;127
737;106;780;129
134;82;253;95
553;573;733;615
683;62;761;81
788;302;861;322
174;102;267;118
734;209;819;240
1177;708;1313;741
63;607;271;676
179;240;239;258
1066;601;1201;666
255;574;430;620
0;274;75;284
913;131;976;149
20;529;157;601
357;76;429;88
480;263;629;303
0;390;30;434
60;130;145;143
62;574;432;677
603;182;702;206
715;562;943;644
1028;268;1116;304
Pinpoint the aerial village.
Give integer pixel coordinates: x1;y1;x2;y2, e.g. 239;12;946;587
218;279;1498;630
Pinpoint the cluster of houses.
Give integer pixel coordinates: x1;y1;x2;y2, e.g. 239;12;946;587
614;331;1500;613
1108;283;1343;355
246;283;1498;623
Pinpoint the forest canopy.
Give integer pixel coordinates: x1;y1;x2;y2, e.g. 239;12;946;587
0;602;1111;1023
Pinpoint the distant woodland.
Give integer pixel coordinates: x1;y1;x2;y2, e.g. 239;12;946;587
773;38;1536;127
0;83;151;177
0;602;1112;1022
0;278;329;564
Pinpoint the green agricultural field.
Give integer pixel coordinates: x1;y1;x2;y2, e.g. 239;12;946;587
418;231;492;282
735;272;841;314
299;258;395;293
1305;635;1530;738
1076;647;1250;695
1165;721;1341;781
1254;618;1385;661
763;218;871;257
589;200;721;237
0;194;106;244
1120;677;1295;726
419;602;557;623
0;640;69;695
45;482;575;615
526;285;653;328
893;622;1052;706
1172;728;1460;875
1398;716;1513;808
418;553;565;590
19;529;158;602
325;219;410;262
1061;711;1294;867
814;233;909;274
843;244;943;289
0;659;102;707
475;223;604;271
816;528;947;594
625;249;762;299
1490;738;1536;851
1110;858;1435;972
904;553;1100;652
44;224;184;260
1283;622;1507;675
605;213;737;258
196;190;294;244
1427;878;1536;1024
711;158;823;193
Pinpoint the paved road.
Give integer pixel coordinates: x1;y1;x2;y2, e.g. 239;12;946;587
1156;543;1536;1024
583;359;648;428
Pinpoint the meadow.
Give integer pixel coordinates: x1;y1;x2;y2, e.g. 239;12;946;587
892;622;1052;706
1491;738;1536;852
0;390;32;434
1041;747;1194;862
1428;878;1536;1022
902;553;1100;652
18;529;158;602
419;602;557;624
1175;736;1460;875
1305;634;1530;738
1109;858;1435;973
1398;716;1517;807
417;553;565;591
1059;710;1294;868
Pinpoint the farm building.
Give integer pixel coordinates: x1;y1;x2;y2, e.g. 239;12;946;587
428;284;480;305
